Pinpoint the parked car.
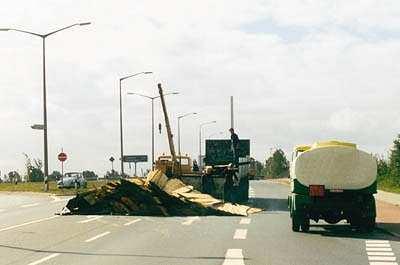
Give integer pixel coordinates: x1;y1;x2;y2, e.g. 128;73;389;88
57;172;87;189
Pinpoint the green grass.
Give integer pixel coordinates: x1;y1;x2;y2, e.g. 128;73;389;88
378;178;400;194
0;180;109;195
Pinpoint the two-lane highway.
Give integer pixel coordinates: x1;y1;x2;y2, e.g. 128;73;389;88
0;181;398;265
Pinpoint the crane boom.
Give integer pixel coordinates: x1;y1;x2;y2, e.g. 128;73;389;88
157;83;177;165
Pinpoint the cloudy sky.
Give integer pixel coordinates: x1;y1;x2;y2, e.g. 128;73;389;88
1;0;400;176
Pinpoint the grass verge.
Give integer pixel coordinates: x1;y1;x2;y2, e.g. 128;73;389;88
0;180;109;195
378;178;400;194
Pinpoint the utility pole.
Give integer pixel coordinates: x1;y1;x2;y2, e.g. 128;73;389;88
230;96;234;129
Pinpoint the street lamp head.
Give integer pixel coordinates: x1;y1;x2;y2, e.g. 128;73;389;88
0;28;10;31
144;71;153;74
79;22;91;26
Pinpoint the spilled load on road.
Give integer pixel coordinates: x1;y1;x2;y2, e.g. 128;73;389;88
61;169;261;216
288;140;377;232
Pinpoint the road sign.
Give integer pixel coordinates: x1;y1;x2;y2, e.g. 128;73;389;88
109;156;115;162
123;155;148;163
58;152;68;162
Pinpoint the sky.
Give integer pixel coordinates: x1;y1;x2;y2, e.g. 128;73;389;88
1;0;400;177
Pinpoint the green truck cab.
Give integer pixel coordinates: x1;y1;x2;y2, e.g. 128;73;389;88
288;140;377;232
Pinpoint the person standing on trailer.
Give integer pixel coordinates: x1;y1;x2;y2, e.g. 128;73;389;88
229;128;240;167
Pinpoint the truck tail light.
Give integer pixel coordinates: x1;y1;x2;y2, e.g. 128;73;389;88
309;185;325;197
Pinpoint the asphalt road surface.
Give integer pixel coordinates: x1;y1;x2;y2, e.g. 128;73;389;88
0;181;398;265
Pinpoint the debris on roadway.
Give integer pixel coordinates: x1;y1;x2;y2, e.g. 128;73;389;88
60;169;262;217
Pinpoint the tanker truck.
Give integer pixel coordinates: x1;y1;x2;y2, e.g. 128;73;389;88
288;140;377;232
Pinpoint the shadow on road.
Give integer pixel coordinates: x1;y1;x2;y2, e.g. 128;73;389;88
0;244;251;262
306;224;400;242
246;198;289;212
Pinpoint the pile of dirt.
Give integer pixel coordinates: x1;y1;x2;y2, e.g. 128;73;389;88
61;170;262;217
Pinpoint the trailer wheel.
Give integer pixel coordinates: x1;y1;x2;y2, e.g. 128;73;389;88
361;217;376;232
292;217;300;232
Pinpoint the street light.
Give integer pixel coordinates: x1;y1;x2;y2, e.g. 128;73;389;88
199;121;217;169
127;91;179;169
119;72;153;177
177;112;197;158
1;23;91;191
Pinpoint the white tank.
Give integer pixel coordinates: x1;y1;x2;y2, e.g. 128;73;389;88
291;141;377;190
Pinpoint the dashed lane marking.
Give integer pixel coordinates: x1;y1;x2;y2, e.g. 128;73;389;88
239;218;251;225
367;244;391;248
78;216;103;224
369;263;398;265
50;196;69;203
368;252;395;256
182;216;200;225
85;231;110;243
222;249;245;265
367;248;393;252
365;240;398;265
21;203;40;208
233;229;247;240
27;253;60;265
124;218;142;226
0;216;58;233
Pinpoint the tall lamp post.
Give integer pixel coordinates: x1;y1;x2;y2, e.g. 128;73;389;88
199;121;216;169
0;22;91;191
177;112;197;157
127;91;179;169
119;72;153;178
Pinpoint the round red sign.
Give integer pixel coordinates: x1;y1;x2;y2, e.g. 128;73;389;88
58;152;67;162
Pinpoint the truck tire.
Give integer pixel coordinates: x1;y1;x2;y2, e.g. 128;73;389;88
292;217;300;232
301;218;310;232
238;177;249;202
361;216;376;232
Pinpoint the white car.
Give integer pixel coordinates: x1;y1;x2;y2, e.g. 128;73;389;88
57;172;87;189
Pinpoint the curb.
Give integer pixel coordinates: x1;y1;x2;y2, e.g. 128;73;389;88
376;225;400;239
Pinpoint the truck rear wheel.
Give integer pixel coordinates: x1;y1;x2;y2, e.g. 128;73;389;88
292;217;300;232
301;218;310;232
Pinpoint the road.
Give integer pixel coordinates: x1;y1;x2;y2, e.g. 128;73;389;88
0;181;398;265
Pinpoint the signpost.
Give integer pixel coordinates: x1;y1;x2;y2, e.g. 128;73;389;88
58;150;67;177
123;155;148;177
109;156;115;171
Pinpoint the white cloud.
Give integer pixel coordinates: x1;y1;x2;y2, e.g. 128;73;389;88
1;0;400;176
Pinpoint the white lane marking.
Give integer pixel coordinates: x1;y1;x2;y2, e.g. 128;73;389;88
0;216;58;233
369;256;397;261
27;253;60;265
367;248;393;252
78;216;103;224
21;203;40;208
222;249;244;265
239;218;251;225
368;252;395;256
50;196;69;203
369;261;399;265
124;219;142;226
367;244;391;248
0;209;5;213
182;216;200;225
85;231;110;243
233;229;247;240
365;239;398;265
